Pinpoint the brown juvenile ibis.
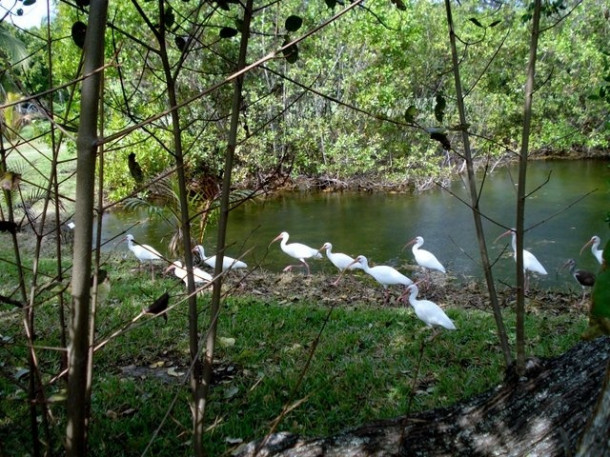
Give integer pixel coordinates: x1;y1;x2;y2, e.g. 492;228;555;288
562;258;596;302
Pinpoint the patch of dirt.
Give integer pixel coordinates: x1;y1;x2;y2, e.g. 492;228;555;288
228;269;587;317
119;353;240;385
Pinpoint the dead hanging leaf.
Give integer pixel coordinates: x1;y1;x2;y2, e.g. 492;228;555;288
0;172;21;191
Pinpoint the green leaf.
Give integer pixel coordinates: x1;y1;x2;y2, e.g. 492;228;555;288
489;20;502;28
469;17;483;28
220;27;238;38
22;0;36;5
404;105;419;123
325;0;337;8
16;8;23;15
285;15;303;32
583;240;610;339
234;18;244;33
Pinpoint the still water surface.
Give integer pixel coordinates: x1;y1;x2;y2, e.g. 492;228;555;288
103;160;610;290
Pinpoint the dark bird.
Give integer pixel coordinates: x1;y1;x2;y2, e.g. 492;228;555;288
145;292;170;323
128;152;144;184
0;221;19;234
561;258;596;302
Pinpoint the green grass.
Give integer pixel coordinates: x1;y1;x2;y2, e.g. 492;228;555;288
0;255;589;456
4;139;77;218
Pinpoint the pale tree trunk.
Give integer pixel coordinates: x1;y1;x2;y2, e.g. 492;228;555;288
234;337;610;457
153;3;204;453
66;1;108;455
443;0;512;367
201;0;254;452
516;0;542;375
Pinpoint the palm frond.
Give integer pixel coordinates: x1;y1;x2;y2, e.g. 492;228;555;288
0;27;29;73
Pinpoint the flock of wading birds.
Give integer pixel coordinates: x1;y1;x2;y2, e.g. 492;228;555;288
121;230;605;332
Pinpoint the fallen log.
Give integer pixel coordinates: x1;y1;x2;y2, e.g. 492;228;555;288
234;336;610;457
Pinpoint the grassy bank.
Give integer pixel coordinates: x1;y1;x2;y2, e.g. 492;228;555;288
0;249;589;456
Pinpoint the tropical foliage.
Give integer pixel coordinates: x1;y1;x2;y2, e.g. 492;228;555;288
4;0;609;201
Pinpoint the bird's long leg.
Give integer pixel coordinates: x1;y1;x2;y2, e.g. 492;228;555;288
383;288;391;305
301;260;311;276
283;263;309;274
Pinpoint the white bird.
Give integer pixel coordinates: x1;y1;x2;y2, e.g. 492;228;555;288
580;235;603;265
123;234;163;279
346;255;413;303
404;236;446;278
164;260;212;286
319;242;362;272
403;283;456;330
193;245;247;271
270;231;322;275
495;228;547;291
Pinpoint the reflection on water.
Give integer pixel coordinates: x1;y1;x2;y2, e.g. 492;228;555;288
102;160;610;290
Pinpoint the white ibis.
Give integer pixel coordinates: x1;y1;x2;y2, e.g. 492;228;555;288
346;255;413;303
319;242;362;273
402;283;456;330
193;245;247;271
123;234;163;279
404;236;446;280
561;258;596;301
495;228;547;292
270;231;322;275
580;235;603;265
165;260;212;287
